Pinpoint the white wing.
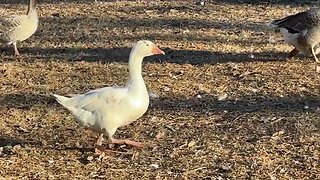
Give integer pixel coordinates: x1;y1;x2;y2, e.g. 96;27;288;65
55;86;128;127
0;15;27;42
74;86;127;110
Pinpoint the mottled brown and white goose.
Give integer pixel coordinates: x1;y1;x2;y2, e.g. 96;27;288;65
53;40;165;153
0;0;38;55
270;9;320;62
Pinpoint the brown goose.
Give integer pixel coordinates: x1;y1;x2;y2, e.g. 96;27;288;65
270;9;320;62
0;0;38;55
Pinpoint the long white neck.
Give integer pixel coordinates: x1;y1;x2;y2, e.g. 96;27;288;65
127;51;146;95
27;0;37;15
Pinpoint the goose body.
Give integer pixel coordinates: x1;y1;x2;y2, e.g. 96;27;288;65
0;0;38;55
53;40;165;150
270;8;320;62
54;85;148;134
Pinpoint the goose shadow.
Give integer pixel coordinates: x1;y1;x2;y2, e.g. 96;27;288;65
0;46;289;64
0;133;42;157
0;132;92;161
0;134;27;147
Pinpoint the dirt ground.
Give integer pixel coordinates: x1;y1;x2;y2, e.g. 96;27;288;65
0;0;320;179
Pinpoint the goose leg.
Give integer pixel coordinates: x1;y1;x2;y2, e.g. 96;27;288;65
94;135;144;155
110;137;144;148
96;133;104;146
311;46;319;63
287;48;299;58
12;42;20;56
94;133;104;154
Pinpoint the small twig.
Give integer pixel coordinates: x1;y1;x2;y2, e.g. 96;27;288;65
270;117;285;125
238;70;260;78
233;113;248;122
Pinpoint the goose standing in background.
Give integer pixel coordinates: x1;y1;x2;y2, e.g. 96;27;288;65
0;0;39;55
53;40;165;153
270;9;320;62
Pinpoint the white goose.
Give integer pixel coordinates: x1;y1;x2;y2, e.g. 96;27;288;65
53;40;165;152
0;0;38;55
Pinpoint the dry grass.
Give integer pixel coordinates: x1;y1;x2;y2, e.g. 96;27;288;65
0;0;320;179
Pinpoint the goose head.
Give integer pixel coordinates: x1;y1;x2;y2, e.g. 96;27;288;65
130;40;165;58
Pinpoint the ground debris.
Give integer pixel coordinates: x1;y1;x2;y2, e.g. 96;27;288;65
0;1;319;179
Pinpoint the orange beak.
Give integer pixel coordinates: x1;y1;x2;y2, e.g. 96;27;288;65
152;46;165;55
